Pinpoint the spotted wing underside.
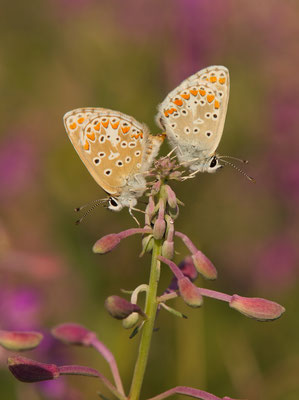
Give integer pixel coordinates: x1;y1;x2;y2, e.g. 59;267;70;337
157;66;229;160
64;108;163;196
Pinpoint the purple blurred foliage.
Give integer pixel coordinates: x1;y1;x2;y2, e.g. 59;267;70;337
1;251;65;281
51;0;96;18
266;90;299;204
114;0;168;41
39;379;83;400
0;134;37;201
254;235;298;291
163;0;230;85
0;287;41;330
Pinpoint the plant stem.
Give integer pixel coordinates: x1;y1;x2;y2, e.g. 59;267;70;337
129;238;162;400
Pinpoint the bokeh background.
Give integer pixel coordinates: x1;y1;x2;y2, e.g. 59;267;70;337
1;1;299;399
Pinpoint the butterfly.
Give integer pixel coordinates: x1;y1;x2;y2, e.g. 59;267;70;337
156;65;230;174
64;108;164;216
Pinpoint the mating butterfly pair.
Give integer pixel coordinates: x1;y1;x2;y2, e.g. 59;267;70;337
64;65;229;213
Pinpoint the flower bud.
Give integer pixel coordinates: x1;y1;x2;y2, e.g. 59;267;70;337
8;356;59;382
153;218;166;240
140;235;154;257
192;251;217;280
93;234;121;254
145;196;155;226
165;185;177;208
122;312;139;329
0;330;43;352
151;180;161;195
161;240;174;259
51;323;94;346
178;277;203;308
105;296;144;320
229;295;285;321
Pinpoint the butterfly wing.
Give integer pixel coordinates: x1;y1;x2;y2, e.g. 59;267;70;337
64;108;162;197
156;66;229;164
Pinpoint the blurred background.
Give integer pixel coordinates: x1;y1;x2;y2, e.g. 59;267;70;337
1;1;299;399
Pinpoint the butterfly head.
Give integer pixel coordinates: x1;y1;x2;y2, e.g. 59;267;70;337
206;155;223;173
107;196;124;212
189;154;223;173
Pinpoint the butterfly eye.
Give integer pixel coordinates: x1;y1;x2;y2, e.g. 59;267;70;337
210;157;217;168
110;198;118;207
108;197;123;212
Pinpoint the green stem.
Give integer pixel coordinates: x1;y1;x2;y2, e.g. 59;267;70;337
129;238;162;400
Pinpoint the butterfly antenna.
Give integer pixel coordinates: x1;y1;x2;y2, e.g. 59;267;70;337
74;198;107;212
220;159;255;182
219;155;249;164
75;201;108;225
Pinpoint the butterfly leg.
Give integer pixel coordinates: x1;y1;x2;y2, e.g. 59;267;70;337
165;146;178;158
181;168;201;181
129;207;141;226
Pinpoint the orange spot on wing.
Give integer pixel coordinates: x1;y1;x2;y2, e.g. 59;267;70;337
173;99;183;106
94;122;101;131
181;93;190;100
168;108;177;114
199;89;206;96
84;141;90;151
122;126;130;134
207;94;215;103
102;120;109;128
190;89;198;96
111;121;119;129
87;132;95;141
140;132;143;139
131;134;138;139
219;77;226;84
164;110;169;117
70;122;77;130
77;117;85;124
214;100;220;109
209;76;217;83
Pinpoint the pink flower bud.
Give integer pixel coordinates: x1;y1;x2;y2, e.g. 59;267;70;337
8;356;60;382
145;196;156;226
93;233;121;254
165;185;177;208
153;218;166;240
178;277;203;308
51;323;94;346
105;296;145;320
192;251;217;280
152;180;161;194
153;199;166;240
0;330;43;351
162;240;174;259
122;312;139;329
229;295;285;321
